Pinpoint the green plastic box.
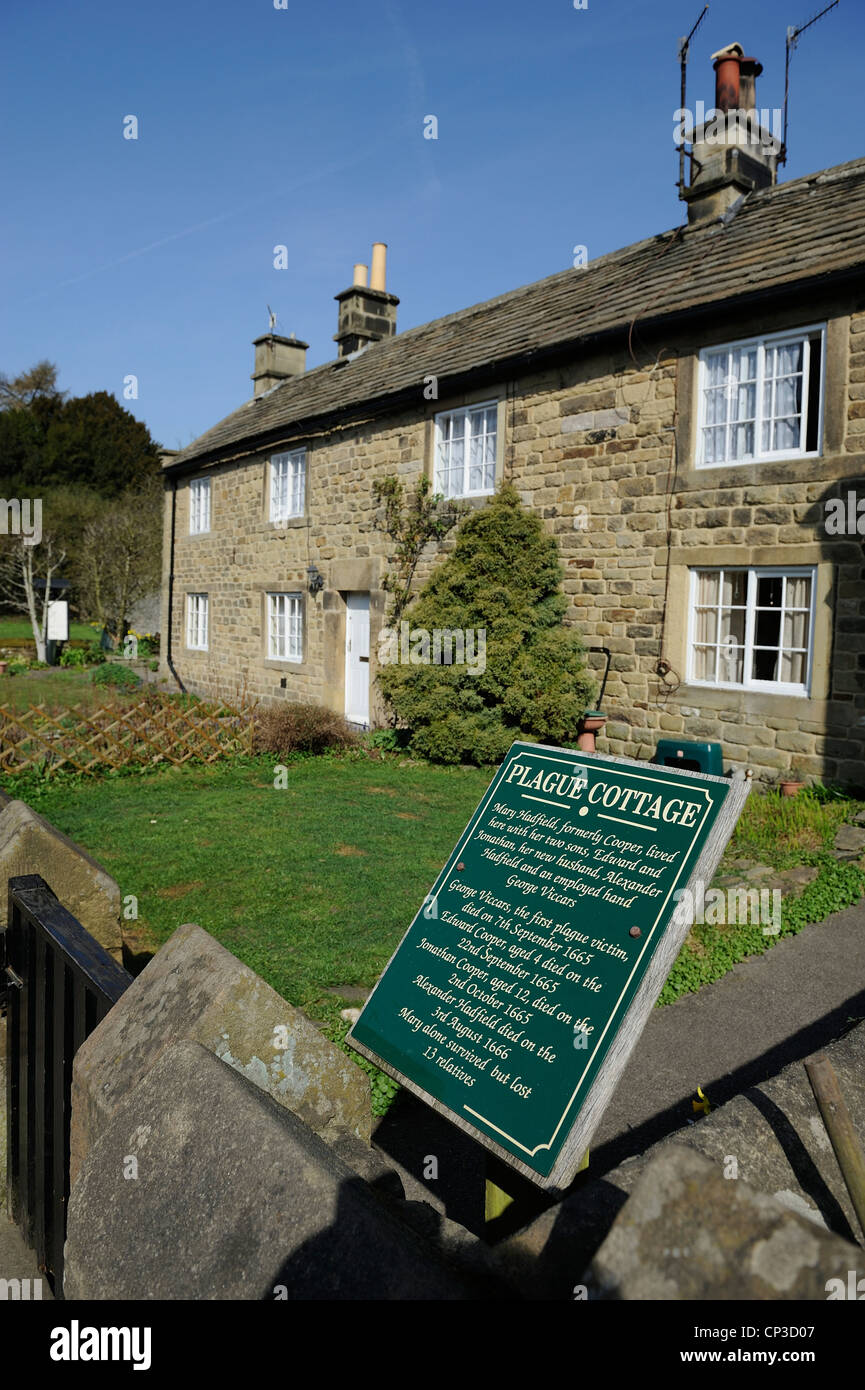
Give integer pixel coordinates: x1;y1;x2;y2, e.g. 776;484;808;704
652;738;723;777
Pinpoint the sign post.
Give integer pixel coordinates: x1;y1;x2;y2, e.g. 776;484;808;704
349;741;749;1192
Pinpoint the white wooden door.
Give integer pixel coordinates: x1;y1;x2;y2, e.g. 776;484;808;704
345;593;370;725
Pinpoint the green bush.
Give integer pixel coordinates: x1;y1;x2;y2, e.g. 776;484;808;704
253;702;358;756
60;643;102;669
91;662;141;691
377;485;596;764
363;727;408;753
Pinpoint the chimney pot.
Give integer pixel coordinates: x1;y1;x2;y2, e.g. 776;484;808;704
737;57;763;113
353;263;369;288
713;51;742;113
370;242;387;292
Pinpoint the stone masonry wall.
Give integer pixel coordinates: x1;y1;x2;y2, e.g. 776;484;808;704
163;292;865;786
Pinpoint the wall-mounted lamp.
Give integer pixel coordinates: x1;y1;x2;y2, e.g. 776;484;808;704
307;563;325;595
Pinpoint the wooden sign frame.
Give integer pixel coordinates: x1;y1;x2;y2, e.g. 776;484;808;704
349;744;750;1192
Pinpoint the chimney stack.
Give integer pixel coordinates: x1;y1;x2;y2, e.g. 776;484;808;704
683;42;781;224
335;243;399;358
251;332;308;397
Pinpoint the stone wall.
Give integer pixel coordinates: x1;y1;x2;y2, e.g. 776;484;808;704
61;925;865;1300
0;800;122;960
162;290;865;784
496;1016;865;1300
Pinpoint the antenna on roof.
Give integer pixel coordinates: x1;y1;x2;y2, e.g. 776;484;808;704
677;4;710;201
266;304;277;331
780;0;840;166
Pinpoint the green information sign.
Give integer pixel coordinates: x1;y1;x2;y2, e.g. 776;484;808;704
349;741;749;1190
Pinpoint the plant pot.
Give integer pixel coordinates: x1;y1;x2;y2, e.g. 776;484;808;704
0;662;7;675
779;779;804;797
577;710;606;753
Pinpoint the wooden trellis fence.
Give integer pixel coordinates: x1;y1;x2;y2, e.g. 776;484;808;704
0;696;255;776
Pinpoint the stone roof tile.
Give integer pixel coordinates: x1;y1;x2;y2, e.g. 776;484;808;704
169;157;865;469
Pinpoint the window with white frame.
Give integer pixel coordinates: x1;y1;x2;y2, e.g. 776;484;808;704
270;449;306;522
434;402;498;498
689;567;815;694
186;593;208;651
697;327;824;467
267;591;302;662
189;477;211;534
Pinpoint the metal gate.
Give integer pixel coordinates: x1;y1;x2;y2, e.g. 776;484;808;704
1;874;131;1295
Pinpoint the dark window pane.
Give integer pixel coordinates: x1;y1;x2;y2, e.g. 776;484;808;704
752;648;779;681
756;576;782;608
755;610;781;646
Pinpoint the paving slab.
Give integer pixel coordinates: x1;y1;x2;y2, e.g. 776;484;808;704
589;897;865;1175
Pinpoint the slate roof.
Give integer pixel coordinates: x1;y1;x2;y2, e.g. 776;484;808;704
169;157;865;471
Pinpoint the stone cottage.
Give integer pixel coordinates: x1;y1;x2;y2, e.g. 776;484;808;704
161;47;865;786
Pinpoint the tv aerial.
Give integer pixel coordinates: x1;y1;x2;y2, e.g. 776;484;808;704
676;4;710;200
781;1;840;166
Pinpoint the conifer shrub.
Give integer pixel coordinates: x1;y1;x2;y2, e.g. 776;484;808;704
376;485;596;764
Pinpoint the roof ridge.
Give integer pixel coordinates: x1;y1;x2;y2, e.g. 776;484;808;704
170;155;865;468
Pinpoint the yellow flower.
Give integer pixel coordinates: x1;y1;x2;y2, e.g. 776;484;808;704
691;1085;710;1116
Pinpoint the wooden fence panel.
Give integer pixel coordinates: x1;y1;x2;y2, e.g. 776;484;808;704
0;696;255;776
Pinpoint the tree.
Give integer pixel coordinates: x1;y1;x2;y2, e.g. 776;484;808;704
0;527;67;664
372;475;465;622
0;363;164;655
38;391;161;495
0;366;161;497
0;487;108;660
72;476;163;645
0;360;64;410
376;485;596;765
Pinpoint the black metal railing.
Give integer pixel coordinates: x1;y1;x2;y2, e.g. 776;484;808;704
1;874;131;1296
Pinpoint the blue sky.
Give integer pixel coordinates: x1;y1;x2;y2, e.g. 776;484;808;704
2;0;861;451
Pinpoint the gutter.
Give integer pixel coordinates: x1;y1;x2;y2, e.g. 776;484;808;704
165;478;185;692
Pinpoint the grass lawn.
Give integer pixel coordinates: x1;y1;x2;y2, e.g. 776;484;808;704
11;756;865;1027
0;666;107;711
20;756;492;1024
0;617;94;642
